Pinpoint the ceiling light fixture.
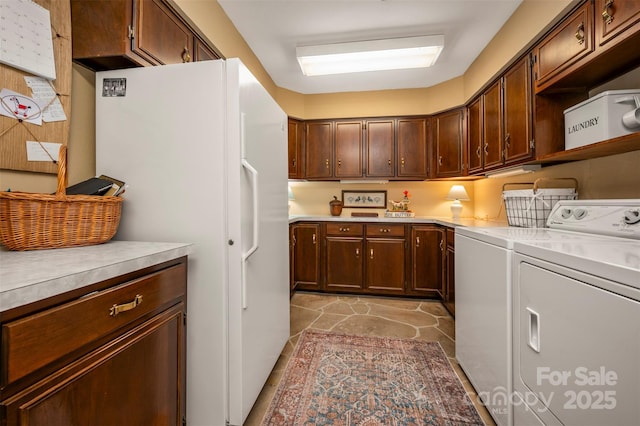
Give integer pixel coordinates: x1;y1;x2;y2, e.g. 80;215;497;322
296;35;444;76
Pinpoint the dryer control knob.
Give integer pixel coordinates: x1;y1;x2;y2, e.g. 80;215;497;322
623;210;640;225
573;208;588;220
561;208;572;219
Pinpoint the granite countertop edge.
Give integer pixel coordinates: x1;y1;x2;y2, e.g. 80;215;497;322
0;241;194;313
289;215;507;228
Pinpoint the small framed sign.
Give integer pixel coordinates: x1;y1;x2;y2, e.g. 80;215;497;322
342;190;387;208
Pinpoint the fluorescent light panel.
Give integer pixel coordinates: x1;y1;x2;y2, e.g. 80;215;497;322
485;164;541;178
296;35;444;76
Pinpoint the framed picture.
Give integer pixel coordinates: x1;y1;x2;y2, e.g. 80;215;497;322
342;190;387;208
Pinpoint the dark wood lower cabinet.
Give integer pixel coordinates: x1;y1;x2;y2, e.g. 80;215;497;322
290;223;322;291
326;236;364;292
408;225;445;297
0;259;187;426
444;227;456;316
290;222;454;301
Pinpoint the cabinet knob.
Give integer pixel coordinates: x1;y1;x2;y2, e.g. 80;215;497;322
439;239;444;251
388;159;392;166
401;157;405;167
370;249;374;259
416;236;420;247
438;156;443;166
338;159;342;168
182;47;192;63
355;248;360;257
602;0;614;24
312;233;316;244
484;142;489;155
325;159;330;168
476;145;482;159
575;22;585;45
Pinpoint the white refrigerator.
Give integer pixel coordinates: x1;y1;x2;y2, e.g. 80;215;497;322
95;59;290;426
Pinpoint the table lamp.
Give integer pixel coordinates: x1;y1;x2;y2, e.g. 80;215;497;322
446;185;470;219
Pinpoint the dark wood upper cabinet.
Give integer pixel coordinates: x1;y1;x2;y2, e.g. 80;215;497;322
334;121;364;178
432;108;464;178
503;56;534;164
305;121;333;179
365;119;396;178
288;118;304;179
466;97;484;175
397;117;429;179
533;0;595;92
596;0;640;47
482;80;504;171
71;0;220;71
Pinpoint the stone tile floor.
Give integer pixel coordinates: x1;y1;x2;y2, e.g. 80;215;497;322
244;292;496;426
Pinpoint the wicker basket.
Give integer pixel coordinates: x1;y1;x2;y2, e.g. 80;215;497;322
503;178;578;228
0;146;123;250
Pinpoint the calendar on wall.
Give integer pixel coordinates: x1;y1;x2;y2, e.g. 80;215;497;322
0;0;56;80
0;0;71;174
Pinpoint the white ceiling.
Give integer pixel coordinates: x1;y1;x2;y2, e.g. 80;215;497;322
217;0;523;94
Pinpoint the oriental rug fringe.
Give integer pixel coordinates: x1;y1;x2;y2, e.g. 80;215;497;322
261;330;484;425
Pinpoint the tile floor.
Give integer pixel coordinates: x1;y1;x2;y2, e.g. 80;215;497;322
244;292;496;426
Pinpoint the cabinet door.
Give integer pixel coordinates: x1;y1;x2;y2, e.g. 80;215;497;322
397;118;428;178
326;237;364;292
365;238;406;295
533;1;594;92
467;97;484;174
482;80;504;171
291;223;321;291
596;0;640;48
2;305;186;426
444;228;456;317
134;0;194;65
365;120;395;177
503;56;534;164
288;118;304;179
305;121;333;179
334;121;364;178
433;109;464;178
194;38;219;61
408;226;445;297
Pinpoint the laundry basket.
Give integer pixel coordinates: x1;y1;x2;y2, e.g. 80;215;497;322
503;178;578;228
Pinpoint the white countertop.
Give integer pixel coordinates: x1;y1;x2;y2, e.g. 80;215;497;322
289;215;507;228
0;241;193;312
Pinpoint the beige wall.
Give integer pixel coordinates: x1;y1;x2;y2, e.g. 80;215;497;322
2;0;637;218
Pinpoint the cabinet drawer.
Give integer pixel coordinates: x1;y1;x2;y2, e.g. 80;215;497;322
366;224;405;237
326;223;364;236
1;263;186;386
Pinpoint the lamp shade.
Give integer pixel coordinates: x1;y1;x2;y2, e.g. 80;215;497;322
446;185;470;201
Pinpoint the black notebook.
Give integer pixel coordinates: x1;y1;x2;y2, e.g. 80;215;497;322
65;177;114;195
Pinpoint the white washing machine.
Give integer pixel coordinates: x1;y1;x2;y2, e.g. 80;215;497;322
455;199;640;426
511;201;640;425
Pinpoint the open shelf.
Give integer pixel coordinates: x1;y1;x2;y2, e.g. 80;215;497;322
531;132;640;165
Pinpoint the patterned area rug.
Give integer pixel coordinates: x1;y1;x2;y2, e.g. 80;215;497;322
261;330;483;425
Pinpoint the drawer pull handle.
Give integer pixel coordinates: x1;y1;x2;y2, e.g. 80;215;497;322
602;0;614;24
110;294;143;317
575;22;585;44
182;47;192;63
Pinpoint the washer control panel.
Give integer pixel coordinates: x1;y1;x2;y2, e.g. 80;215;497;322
547;199;640;239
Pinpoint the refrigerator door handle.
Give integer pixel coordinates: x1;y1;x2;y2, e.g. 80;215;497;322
241;158;259;310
